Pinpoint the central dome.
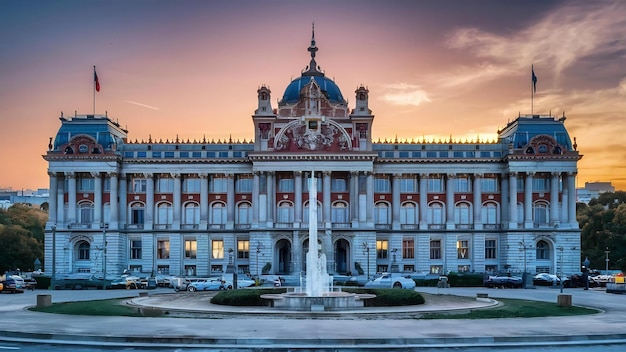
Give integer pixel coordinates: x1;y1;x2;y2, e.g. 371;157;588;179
279;25;346;106
281;75;345;104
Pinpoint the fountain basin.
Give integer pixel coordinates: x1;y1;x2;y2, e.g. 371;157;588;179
261;291;375;311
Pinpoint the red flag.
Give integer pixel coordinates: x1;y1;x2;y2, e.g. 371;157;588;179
94;69;100;92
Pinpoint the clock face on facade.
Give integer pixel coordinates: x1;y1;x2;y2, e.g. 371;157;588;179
359;93;366;100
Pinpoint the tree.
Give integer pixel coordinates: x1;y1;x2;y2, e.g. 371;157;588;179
0;225;43;273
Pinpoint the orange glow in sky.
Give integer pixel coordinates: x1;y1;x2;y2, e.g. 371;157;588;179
1;1;626;191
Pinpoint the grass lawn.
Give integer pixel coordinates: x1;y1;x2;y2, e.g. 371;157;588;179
30;295;599;319
421;297;598;319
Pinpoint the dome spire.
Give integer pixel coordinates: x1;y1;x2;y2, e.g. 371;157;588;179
304;22;323;76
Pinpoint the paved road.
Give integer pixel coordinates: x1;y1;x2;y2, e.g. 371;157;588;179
0;286;625;350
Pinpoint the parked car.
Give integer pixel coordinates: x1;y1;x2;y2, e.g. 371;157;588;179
110;276;141;289
567;274;599;288
484;275;523;288
364;273;416;289
533;273;568;286
187;278;229;292
1;276;25;293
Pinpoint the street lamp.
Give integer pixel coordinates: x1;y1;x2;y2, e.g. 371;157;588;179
557;246;564;293
256;242;263;280
519;241;532;288
391;248;398;273
101;223;108;290
605;247;610;274
583;257;590;290
51;224;56;290
362;242;370;280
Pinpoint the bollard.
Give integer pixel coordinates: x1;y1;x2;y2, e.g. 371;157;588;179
557;294;572;307
37;294;52;308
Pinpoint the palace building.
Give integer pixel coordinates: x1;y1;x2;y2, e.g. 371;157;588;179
44;31;582;280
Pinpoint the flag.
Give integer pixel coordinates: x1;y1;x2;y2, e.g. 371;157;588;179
94;68;100;92
530;66;537;93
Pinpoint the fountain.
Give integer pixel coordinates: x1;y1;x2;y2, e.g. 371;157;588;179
262;171;374;311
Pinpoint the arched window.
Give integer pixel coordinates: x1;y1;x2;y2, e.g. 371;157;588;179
183;202;200;228
77;241;90;260
78;201;94;225
331;201;349;224
211;202;227;228
536;240;550;260
400;202;418;228
276;201;294;226
155;202;173;228
236;202;252;228
427;202;445;228
533;201;549;226
129;202;145;227
374;202;390;228
454;202;472;228
481;202;499;228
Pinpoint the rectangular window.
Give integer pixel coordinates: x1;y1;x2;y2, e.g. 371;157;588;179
377;265;388;273
137;151;147;158
480;151;491;157
157;265;169;275
212;240;224;259
185;239;197;259
152;152;161;158
218;151;228;158
277;177;294;192
426;151;437;158
399;177;417;193
156;178;174;193
157;239;170;259
485;265;498;273
180;152;189;158
376;240;388;259
78;177;95;192
236;176;253;193
124;152;134;158
132;179;147;193
430;240;441;259
211;265;223;273
454;177;471;192
430;265;443;274
164;152;175;158
485;239;497;259
184;265;197;276
457;240;469;259
131;207;145;225
130;239;142;259
458;265;470;272
532;177;550;192
183;178;201;193
402;238;415;259
211;176;228;193
238;240;250;259
403;265;414;272
331;178;347;192
374;176;391;193
481;177;499;192
427;177;444;192
192;151;201;158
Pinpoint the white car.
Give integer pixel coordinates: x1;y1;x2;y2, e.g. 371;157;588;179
364;273;416;289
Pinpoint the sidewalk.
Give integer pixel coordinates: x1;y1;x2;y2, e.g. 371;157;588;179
0;287;625;350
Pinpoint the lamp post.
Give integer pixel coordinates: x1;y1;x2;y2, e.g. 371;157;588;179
256;242;262;280
362;242;370;280
519;241;529;288
51;224;56;290
605;247;610;274
557;246;564;293
391;248;398;273
583;257;590;290
101;223;108;290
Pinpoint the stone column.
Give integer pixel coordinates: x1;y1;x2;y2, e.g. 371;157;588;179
509;172;518;229
568;172;577;227
350;172;359;224
92;172;102;225
267;172;274;225
550;172;560;227
48;172;58;226
500;174;509;223
366;172;374;224
66;172;77;224
117;174;128;226
226;174;235;228
561;173;569;223
323;171;331;225
473;174;482;230
446;174;455;229
419;173;428;230
173;173;181;230
105;172;123;230
145;173;154;230
392;173;401;230
57;173;65;226
252;172;260;226
524;172;534;229
200;173;209;229
294;171;303;225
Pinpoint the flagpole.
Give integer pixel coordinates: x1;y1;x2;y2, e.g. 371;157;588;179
531;65;534;116
93;66;96;115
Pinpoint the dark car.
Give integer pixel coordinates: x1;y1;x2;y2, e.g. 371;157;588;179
484;275;523;288
566;274;598;288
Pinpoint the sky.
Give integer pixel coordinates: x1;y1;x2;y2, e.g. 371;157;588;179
1;0;626;191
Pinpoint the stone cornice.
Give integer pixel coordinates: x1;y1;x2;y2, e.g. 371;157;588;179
248;152;377;162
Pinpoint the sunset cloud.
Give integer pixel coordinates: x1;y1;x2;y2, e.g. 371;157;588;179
380;83;431;107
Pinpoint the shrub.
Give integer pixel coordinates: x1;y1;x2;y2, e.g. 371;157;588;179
211;288;286;306
414;279;439;287
343;288;424;306
354;262;364;275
